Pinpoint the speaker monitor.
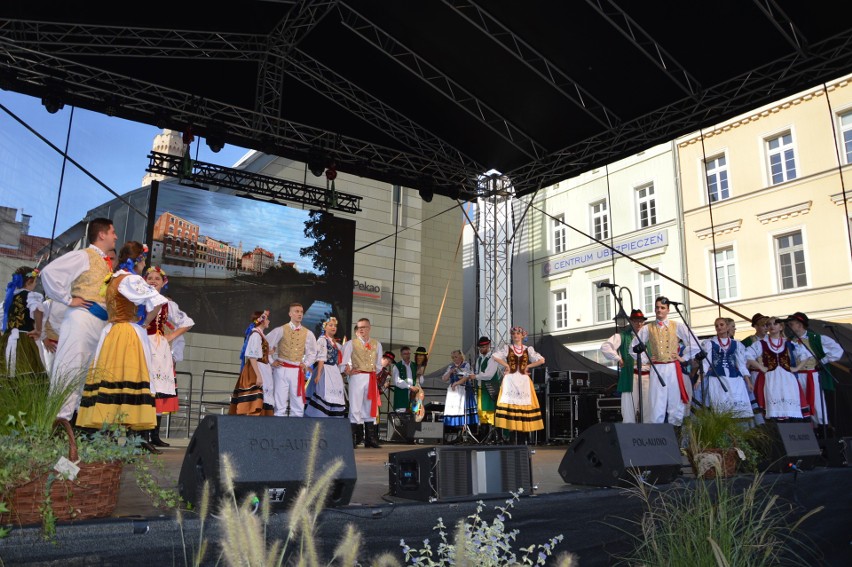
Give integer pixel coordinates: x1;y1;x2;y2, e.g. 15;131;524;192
178;415;356;509
558;422;682;487
757;421;822;473
388;445;533;502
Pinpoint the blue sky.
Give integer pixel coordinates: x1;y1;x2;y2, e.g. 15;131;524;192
0;90;251;239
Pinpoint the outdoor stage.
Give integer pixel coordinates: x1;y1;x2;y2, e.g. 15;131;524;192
1;432;851;566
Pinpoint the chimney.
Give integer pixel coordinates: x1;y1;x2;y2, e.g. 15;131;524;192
21;213;31;235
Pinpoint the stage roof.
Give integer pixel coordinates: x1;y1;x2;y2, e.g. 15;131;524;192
2;1;852;200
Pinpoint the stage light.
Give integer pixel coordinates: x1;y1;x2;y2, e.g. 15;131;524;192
41;93;64;114
206;136;224;153
308;148;327;177
418;187;433;202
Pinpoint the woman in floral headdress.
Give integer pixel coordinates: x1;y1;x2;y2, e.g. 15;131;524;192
229;310;273;416
491;326;545;436
304;316;347;418
1;266;45;376
144;265;194;446
76;242;166;452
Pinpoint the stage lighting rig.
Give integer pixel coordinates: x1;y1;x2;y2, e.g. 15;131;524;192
41;93;64;114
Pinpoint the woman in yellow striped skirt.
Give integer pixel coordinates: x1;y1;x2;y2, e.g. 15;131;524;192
492;326;545;434
77;241;166;449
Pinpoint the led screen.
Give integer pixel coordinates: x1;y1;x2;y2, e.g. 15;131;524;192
147;182;355;339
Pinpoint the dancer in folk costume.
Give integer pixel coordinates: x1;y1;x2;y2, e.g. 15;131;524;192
473;336;504;442
634;297;701;426
1;266;45;376
694;317;753;419
229;310;273;416
741;313;770;424
385;346;424;415
76;242;166;453
40;218;118;420
266;302;318;417
37;298;67;374
143;266;194;446
600;309;651;423
785;311;843;426
341;318;383;448
305;316;347;418
492;326;545;435
441;350;478;443
745;317;810;420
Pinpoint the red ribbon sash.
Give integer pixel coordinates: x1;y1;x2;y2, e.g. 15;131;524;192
652;361;690;403
281;361;307;403
367;371;379;418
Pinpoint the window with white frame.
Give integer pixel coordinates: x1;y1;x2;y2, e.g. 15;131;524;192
591;200;609;240
775;231;807;290
766;132;797;185
595;280;612;324
552;213;567;254
636;183;657;228
554;288;569;330
841;111;852;164
712;246;737;300
640;271;661;314
705;154;730;202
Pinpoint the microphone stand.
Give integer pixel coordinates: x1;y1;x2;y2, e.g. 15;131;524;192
608;286;665;423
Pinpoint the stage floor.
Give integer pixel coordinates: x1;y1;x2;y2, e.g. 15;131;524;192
112;436;636;518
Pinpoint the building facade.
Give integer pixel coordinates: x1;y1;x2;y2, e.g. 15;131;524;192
521;143;686;363
677;74;852;337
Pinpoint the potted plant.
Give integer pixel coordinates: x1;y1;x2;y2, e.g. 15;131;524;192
681;406;764;479
0;370;176;537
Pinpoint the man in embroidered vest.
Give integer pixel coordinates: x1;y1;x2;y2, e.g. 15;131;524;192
266;302;318;417
342;317;383;448
472;336;503;443
600;309;651;423
40;217;118;421
785;312;842;426
635;296;701;426
389;346;421;413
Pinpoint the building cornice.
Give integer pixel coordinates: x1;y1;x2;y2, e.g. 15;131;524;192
755;201;812;224
694;219;742;240
831;191;852;206
677;79;850;148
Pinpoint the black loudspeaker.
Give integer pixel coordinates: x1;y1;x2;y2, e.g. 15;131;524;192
178;415;357;509
757;421;822;473
388;445;533;502
558;422;682;487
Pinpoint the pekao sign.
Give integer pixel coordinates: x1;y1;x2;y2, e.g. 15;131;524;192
353;278;382;300
542;229;668;277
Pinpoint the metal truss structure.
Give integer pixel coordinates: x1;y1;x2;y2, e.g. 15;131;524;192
2;2;852;200
476;175;514;348
146;151;362;214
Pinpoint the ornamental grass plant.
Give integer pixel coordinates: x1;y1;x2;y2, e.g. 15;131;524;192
614;471;823;566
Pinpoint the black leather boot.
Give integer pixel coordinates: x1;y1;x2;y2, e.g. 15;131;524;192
364;422;382;448
150;415;170;447
352;423;364;448
139;430;162;455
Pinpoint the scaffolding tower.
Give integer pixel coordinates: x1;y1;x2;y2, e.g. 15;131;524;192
477;174;514;349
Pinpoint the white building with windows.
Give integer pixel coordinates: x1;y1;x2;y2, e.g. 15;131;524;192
676;73;852;336
523;142;687;364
